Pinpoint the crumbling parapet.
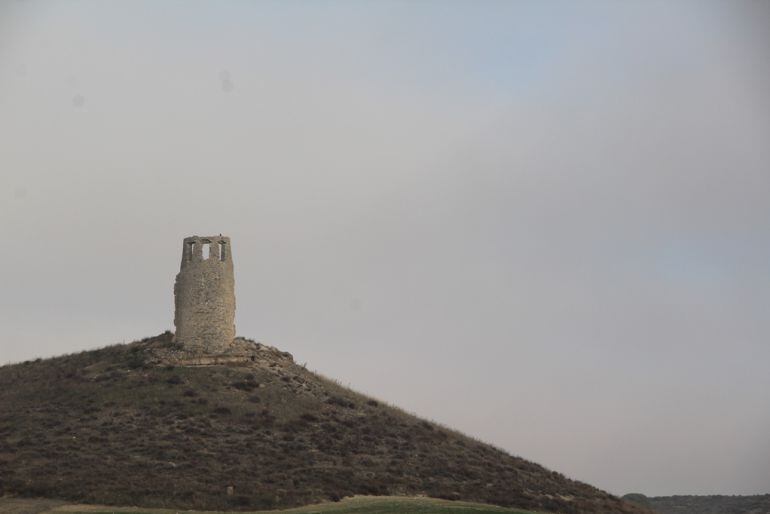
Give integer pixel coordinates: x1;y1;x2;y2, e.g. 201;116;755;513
173;235;235;353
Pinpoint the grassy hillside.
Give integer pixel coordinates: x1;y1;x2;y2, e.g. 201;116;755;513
623;493;770;514
0;495;536;514
0;333;648;514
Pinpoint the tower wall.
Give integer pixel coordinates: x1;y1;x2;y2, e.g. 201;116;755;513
173;235;235;353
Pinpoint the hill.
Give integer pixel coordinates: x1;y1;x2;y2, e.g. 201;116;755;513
1;495;535;514
623;493;770;514
0;333;648;514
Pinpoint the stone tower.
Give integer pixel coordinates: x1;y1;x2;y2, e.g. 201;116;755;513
173;235;236;353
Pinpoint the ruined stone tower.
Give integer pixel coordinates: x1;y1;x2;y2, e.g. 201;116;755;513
173;235;235;353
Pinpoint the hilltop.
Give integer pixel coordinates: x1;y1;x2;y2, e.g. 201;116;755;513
0;333;648;514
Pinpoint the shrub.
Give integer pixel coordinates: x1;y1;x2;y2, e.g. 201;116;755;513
126;353;146;370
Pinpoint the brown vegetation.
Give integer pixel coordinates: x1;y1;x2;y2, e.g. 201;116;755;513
623;493;770;514
0;333;648;513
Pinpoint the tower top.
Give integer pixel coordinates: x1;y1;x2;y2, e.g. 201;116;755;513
180;235;232;268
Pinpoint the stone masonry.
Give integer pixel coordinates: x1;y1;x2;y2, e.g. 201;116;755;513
173;235;235;353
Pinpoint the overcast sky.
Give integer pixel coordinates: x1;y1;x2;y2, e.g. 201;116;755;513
1;0;769;498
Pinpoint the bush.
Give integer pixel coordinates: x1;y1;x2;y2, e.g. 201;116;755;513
126;353;146;370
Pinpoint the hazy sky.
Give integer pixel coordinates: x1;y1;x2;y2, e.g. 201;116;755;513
1;0;769;498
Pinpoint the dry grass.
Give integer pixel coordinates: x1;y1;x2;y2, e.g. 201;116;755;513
1;495;537;514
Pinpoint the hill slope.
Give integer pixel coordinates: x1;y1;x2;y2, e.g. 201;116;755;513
623;493;770;514
0;333;647;514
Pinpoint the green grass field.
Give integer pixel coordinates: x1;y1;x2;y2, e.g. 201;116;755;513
0;496;537;514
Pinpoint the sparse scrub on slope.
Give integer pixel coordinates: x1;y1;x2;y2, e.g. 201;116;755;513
0;333;649;514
